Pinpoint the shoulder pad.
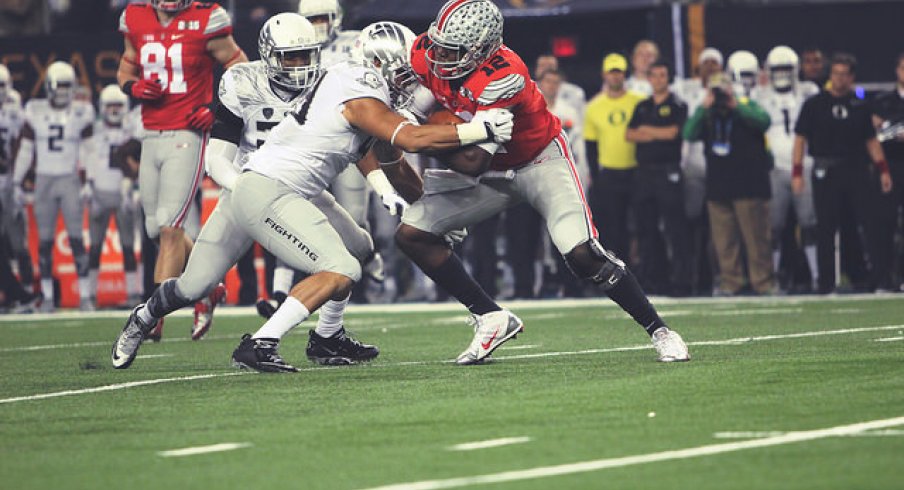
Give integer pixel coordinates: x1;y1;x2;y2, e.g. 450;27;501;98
204;5;232;36
476;73;525;105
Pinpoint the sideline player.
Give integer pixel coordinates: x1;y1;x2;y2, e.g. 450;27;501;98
12;61;95;312
117;0;246;338
395;0;690;364
84;85;142;308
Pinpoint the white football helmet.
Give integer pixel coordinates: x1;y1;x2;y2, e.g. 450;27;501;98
45;61;76;107
355;22;418;110
427;0;504;80
766;45;799;93
258;13;322;91
727;50;759;95
100;84;129;126
0;64;10;102
151;0;192;13
297;0;343;44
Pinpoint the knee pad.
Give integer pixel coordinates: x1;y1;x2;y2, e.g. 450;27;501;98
38;241;54;277
147;278;193;318
565;239;626;291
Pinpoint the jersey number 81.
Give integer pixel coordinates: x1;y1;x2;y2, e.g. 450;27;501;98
140;42;187;94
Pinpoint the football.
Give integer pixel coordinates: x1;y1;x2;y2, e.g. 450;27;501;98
426;108;465;126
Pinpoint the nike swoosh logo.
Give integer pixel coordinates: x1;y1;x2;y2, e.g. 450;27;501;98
481;330;499;350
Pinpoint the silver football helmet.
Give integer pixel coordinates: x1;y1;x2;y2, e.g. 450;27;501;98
258;13;322;91
766;45;799;93
426;0;504;80
151;0;192;13
45;61;76;107
727;50;759;95
355;22;418;110
0;64;10;102
297;0;343;44
100;84;129;126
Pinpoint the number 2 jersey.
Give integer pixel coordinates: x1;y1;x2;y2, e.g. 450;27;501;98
119;2;232;130
410;33;561;171
23;99;95;176
243;61;390;198
752;81;819;169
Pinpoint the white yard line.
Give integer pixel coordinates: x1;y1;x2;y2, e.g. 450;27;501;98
714;429;904;439
874;336;904;342
359;416;904;490
158;442;252;457
448;437;531;451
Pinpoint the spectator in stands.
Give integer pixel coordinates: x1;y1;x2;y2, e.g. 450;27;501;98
794;53;894;293
626;40;659;96
626;60;692;296
584;53;645;261
684;73;775;296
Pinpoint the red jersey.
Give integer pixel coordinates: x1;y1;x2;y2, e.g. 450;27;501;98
119;2;232;130
411;33;561;171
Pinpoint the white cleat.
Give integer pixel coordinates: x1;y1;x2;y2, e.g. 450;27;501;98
652;327;690;362
456;309;524;365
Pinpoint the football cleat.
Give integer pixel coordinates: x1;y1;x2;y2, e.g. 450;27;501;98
192;283;227;340
231;334;298;373
11;292;43;314
111;304;155;369
455;309;524;365
652;327;691;362
306;327;379;365
145;318;164;342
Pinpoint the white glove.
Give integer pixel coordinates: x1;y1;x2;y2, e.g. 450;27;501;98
443;227;468;247
380;192;409;217
471;108;514;144
79;183;94;203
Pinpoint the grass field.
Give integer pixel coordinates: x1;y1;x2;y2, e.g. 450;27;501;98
1;295;903;489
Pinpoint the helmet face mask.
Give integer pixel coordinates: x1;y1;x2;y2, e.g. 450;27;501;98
354;21;418;110
297;0;343;44
100;84;129;126
766;46;800;93
426;0;504;80
151;0;192;13
259;13;322;92
45;61;76;108
727;50;759;94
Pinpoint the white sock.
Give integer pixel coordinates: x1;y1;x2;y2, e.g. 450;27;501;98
273;266;294;295
772;249;781;273
88;269;99;298
315;293;349;338
253;296;310;340
78;276;91;301
804;244;818;286
125;271;140;298
41;278;54;303
136;304;156;324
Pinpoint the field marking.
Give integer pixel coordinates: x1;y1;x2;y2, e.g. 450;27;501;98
137;354;174;359
2;324;902;406
158;442;252;457
448;437;531;451
714;429;904;439
359;415;904;490
874;336;904;342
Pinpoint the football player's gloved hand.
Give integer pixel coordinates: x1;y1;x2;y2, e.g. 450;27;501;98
127;79;164;101
188;106;215;132
443;227;468;247
472;108;514;144
380;192;408;217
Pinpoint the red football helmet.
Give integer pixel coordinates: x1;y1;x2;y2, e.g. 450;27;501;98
151;0;192;13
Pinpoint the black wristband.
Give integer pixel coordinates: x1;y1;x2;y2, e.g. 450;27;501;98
121;81;135;96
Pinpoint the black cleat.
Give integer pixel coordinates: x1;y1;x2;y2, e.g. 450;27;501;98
305;327;379;365
231;334;299;373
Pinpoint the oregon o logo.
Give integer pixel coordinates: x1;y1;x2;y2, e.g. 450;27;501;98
608;109;627;125
831;104;848;120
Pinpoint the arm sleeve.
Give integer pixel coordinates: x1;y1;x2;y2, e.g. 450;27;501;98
205;138;239;191
204;5;233;38
683;106;706;141
118;8;128;33
210;71;244;145
735;100;771;132
476;73;526;108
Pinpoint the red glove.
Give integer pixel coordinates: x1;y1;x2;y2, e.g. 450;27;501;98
125;79;164;101
187;106;215;132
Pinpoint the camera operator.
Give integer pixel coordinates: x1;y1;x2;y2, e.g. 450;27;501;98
684;74;775;295
793;53;894;293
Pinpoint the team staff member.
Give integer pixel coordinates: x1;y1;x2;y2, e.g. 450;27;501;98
793;53;894;293
118;0;246;339
584;53;646;260
625;60;691;296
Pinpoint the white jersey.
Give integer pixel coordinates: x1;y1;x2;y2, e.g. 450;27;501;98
626;76;653;97
24;99;95;176
672;77;708;167
753;82;820;169
0;97;24;181
88;120;138;193
244;61;390;198
218;60;304;169
321;31;360;68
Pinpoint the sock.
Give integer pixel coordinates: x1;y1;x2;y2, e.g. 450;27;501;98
88;269;99;299
804;245;818;286
125;271;140;298
315;293;349;338
272;266;294;296
253;296;310;339
423;254;499;315
41;278;54;304
139;279;192;324
78;276;91;301
772;249;781;273
605;271;666;336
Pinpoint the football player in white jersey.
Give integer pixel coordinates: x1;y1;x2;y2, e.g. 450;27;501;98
0;64;36;299
83;85;142;309
727;50;760;98
111;18;513;371
754;45;821;289
13;61;95;311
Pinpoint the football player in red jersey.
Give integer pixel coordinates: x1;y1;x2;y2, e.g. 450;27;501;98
117;0;247;340
396;0;691;364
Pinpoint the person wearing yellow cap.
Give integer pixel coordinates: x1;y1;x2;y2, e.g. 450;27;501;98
583;53;646;260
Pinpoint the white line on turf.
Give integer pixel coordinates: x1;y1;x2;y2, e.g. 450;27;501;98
158;442;252;457
448;437;531;451
713;429;904;439
2;324;902;405
874;336;904;342
137;354;174;359
359;416;904;490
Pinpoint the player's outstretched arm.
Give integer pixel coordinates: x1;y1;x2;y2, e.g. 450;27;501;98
207;36;247;69
362;142;424;203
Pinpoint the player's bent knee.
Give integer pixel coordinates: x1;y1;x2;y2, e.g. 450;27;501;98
564;239;627;291
395;223;442;250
